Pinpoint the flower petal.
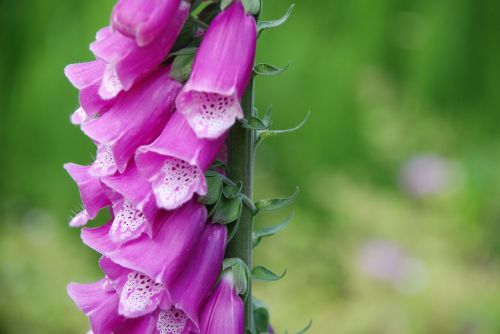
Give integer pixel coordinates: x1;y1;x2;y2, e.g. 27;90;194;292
82;67;181;173
64;163;111;219
136;113;226;210
111;0;182;47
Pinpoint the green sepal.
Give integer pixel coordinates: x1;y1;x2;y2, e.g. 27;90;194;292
241;116;269;131
254;63;289;76
220;0;234;10
285;321;313;334
258;111;310;145
169;53;195;82
252;265;287;282
212;196;242;224
199;174;223;205
257;4;295;34
223;181;243;199
253;298;270;333
252;213;293;248
168;46;198;58
255;187;299;212
222;258;251;297
212;171;258;215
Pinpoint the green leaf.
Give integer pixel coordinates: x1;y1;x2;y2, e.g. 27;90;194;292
223;181;243;199
199;175;223;205
255;187;299;212
212;196;242;224
169;54;195;82
253;298;270;333
254;63;289;76
252;213;293;248
241;0;261;15
258;111;310;144
252;265;287;282
286;321;313;334
241;116;269;130
257;4;295;33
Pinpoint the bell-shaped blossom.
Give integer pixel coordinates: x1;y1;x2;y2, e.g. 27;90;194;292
199;271;244;334
69;274;199;334
101;162;159;244
81;200;206;289
64;163;111;226
91;1;189;99
167;223;227;331
176;0;256;139
99;257;167;318
82;66;181;177
136;113;226;210
111;0;182;47
67;278;126;334
65;60;120;120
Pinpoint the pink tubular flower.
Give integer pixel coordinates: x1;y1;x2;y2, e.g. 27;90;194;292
64;60;120;121
70;225;227;333
91;1;189;99
167;223;227;331
111;0;182;47
99;257;167;318
81;200;206;290
199;271;244;334
101;162;158;244
67;278;125;334
68;273;190;333
64;163;111;227
136;112;227;210
82;66;181;177
176;0;257;139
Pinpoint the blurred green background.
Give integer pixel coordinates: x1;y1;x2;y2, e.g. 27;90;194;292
1;0;500;333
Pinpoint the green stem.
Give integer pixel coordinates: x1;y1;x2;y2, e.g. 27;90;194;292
226;78;256;333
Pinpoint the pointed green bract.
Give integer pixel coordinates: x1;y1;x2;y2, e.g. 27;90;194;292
254;62;289;76
252;213;293;248
285;321;313;334
257;4;295;33
251;265;286;282
258;111;310;144
241;116;269;130
255;187;299;212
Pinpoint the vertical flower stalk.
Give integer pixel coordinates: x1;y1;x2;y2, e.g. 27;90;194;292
226;79;256;330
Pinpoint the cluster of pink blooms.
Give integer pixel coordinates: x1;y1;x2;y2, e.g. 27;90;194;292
64;0;256;333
